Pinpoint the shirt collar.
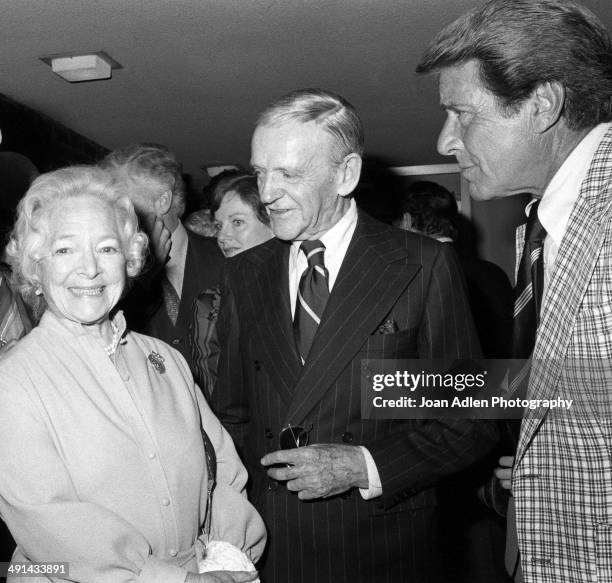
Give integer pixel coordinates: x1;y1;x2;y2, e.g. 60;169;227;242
167;221;189;271
539;123;612;249
290;198;358;258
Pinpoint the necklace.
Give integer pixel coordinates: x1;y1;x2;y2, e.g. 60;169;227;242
103;323;120;357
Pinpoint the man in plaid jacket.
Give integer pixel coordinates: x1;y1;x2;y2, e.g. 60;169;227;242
417;0;612;580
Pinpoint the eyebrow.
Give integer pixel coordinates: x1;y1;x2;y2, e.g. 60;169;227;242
52;233;119;241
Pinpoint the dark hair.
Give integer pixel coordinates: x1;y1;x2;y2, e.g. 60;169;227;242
416;0;612;130
210;170;269;226
256;88;364;163
99;142;186;216
398;181;458;240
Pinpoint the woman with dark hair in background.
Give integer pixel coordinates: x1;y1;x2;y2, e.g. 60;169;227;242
189;171;273;399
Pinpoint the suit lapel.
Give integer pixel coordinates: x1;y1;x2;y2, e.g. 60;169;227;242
249;241;301;406
284;215;420;424
517;128;612;462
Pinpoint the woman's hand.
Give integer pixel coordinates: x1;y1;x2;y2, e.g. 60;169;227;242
185;570;258;583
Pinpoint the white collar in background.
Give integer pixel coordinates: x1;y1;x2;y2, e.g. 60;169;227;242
165;221;189;297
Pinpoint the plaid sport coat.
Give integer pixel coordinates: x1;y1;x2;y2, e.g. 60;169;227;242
513;125;612;582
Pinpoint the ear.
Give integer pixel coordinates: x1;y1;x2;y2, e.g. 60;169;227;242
336;153;363;197
155;189;173;216
531;81;565;133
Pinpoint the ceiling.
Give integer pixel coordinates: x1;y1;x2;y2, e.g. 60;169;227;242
2;0;611;190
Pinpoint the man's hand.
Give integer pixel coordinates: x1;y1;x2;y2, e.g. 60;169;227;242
185;570;258;583
144;214;172;264
261;444;369;500
493;455;514;490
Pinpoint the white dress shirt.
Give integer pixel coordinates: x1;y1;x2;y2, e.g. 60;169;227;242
537;122;611;295
288;198;383;499
165;221;189;298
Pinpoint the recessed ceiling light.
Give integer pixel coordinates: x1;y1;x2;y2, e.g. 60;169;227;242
40;51;121;83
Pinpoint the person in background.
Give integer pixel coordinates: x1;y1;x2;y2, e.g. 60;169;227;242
189;171;273;399
417;0;612;580
211;88;499;583
395;180;513;359
0;166;265;582
0;130;38;355
100;143;224;397
211;170;273;258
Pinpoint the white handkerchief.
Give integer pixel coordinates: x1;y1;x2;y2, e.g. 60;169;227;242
198;540;259;582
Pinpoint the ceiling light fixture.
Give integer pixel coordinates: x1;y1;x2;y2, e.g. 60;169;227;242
40;51;121;83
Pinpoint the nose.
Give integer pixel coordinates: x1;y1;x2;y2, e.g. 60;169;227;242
78;248;100;278
437;114;462;157
258;174;280;206
217;223;232;242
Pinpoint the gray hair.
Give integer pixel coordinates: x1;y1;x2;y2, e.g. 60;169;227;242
416;0;612;130
5;166;148;317
99;142;186;218
256;88;365;163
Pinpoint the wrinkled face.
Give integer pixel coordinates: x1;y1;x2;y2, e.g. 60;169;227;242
251;120;346;241
214;192;273;257
37;197;127;325
437;60;541;200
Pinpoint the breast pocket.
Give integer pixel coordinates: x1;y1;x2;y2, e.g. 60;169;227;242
361;328;418;358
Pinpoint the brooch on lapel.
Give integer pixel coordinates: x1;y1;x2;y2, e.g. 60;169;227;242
375;319;399;335
148;351;166;374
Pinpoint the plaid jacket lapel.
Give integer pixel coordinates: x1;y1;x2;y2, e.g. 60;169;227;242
517;126;612;462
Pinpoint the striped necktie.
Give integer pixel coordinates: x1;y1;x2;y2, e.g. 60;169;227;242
294;240;329;363
508;200;547;394
505;200;546;581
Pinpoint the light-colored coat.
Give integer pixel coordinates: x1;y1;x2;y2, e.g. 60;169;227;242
514;127;612;582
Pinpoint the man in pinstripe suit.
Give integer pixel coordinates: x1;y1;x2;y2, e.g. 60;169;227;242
418;1;612;580
211;88;499;582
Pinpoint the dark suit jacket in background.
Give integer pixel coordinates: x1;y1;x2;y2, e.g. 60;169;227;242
212;211;500;583
123;230;224;389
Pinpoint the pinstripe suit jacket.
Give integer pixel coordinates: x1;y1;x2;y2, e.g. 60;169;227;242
513;126;612;582
212;211;499;583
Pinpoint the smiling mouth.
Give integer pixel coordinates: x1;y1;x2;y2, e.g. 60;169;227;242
70;287;105;296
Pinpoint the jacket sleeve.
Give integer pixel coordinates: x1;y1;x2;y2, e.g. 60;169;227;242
367;243;500;507
210;267;251;455
196;389;267;562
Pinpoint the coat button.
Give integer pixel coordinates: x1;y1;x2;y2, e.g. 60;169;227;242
171;338;180;346
161;498;170;506
341;432;353;443
264;428;274;439
169;549;177;557
254;360;261;371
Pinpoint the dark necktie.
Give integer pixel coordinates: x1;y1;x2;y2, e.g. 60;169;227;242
508;200;547;394
505;200;546;581
161;275;180;326
293;240;329;363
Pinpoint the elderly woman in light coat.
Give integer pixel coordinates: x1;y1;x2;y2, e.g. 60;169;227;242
0;166;265;583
